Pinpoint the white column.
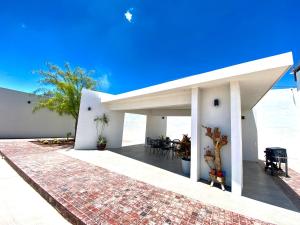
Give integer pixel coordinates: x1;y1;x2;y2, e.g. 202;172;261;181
230;81;243;195
190;88;201;181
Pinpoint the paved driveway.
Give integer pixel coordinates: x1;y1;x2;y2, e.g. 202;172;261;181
0;141;270;225
0;158;70;225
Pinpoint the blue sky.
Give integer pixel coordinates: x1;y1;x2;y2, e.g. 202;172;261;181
0;0;299;93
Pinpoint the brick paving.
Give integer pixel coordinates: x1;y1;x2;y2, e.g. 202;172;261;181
274;168;300;210
279;169;300;196
0;141;271;225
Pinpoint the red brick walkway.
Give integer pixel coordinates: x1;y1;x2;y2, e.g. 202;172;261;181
0;141;270;225
278;169;300;197
273;168;300;210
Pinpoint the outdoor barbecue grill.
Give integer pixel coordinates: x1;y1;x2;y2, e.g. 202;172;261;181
264;147;288;177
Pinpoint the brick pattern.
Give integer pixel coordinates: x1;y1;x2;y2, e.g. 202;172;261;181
0;141;271;225
274;168;300;210
279;169;300;196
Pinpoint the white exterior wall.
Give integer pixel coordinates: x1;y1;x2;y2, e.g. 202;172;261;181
296;70;300;91
199;85;231;186
254;88;300;172
145;115;167;139
242;110;258;161
75;89;125;149
122;113;147;146
0;87;74;138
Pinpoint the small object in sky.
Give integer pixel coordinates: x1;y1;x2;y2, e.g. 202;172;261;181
124;8;134;23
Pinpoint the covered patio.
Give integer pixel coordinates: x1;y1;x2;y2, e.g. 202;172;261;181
109;144;185;176
75;52;294;196
107;144;299;212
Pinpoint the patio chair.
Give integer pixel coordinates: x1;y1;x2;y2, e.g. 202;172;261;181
145;137;152;149
161;139;172;158
150;139;162;154
171;139;181;159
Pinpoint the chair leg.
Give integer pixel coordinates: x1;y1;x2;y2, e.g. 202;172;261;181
166;151;170;159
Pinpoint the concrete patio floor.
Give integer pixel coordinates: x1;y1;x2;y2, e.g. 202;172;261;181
243;161;299;211
0;158;70;225
109;145;185;176
108;145;298;211
61;145;300;225
0;140;279;225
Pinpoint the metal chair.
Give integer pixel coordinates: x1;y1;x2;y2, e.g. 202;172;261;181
145;137;152;149
150;139;161;154
171;139;181;159
161;139;172;158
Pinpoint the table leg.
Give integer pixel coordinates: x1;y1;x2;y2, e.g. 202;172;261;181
286;160;288;177
221;184;225;191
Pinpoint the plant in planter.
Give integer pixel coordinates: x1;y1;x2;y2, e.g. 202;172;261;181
177;134;191;176
66;132;72;141
94;113;109;150
97;135;107;150
204;145;215;174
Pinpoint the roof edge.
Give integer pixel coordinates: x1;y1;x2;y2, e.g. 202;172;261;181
102;52;294;103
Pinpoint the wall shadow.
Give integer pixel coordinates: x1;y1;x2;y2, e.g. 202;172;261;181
242;160;300;212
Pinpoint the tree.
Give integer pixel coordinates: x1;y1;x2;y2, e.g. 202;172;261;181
33;63;97;138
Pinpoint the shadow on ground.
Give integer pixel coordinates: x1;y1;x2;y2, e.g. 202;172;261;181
242;160;300;212
110;145;299;212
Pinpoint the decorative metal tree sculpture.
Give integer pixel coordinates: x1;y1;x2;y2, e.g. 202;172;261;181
203;126;228;191
203;126;228;173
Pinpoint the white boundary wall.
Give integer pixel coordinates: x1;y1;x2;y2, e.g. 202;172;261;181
254;88;300;172
0;87;74;138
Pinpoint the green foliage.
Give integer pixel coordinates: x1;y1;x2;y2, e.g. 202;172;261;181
97;135;107;144
34;63;96;117
33;63;97;137
94;113;109;140
66;132;72;140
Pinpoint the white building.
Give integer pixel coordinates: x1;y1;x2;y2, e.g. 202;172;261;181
75;52;294;196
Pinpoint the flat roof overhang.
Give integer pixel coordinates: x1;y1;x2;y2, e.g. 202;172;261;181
101;52;293;112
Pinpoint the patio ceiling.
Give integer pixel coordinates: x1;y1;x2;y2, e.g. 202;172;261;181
102;52;293;112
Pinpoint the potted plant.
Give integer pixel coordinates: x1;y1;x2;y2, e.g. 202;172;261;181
204;146;215;174
94;113;109;150
177;134;191;176
97;136;107;150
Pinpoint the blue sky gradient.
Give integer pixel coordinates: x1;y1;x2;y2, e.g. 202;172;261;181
1;0;299;93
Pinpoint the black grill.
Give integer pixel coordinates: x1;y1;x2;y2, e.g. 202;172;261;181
264;147;288;177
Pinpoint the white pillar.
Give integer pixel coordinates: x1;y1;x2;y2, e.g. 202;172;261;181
190;88;201;181
230;81;243;195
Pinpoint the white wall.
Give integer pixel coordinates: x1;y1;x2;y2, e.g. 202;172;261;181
254;88;300;172
167;116;191;140
199;85;231;185
145;115;167;139
296;71;300;91
122;113;147;146
0;87;74;138
75;89;125;149
242;110;258;161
